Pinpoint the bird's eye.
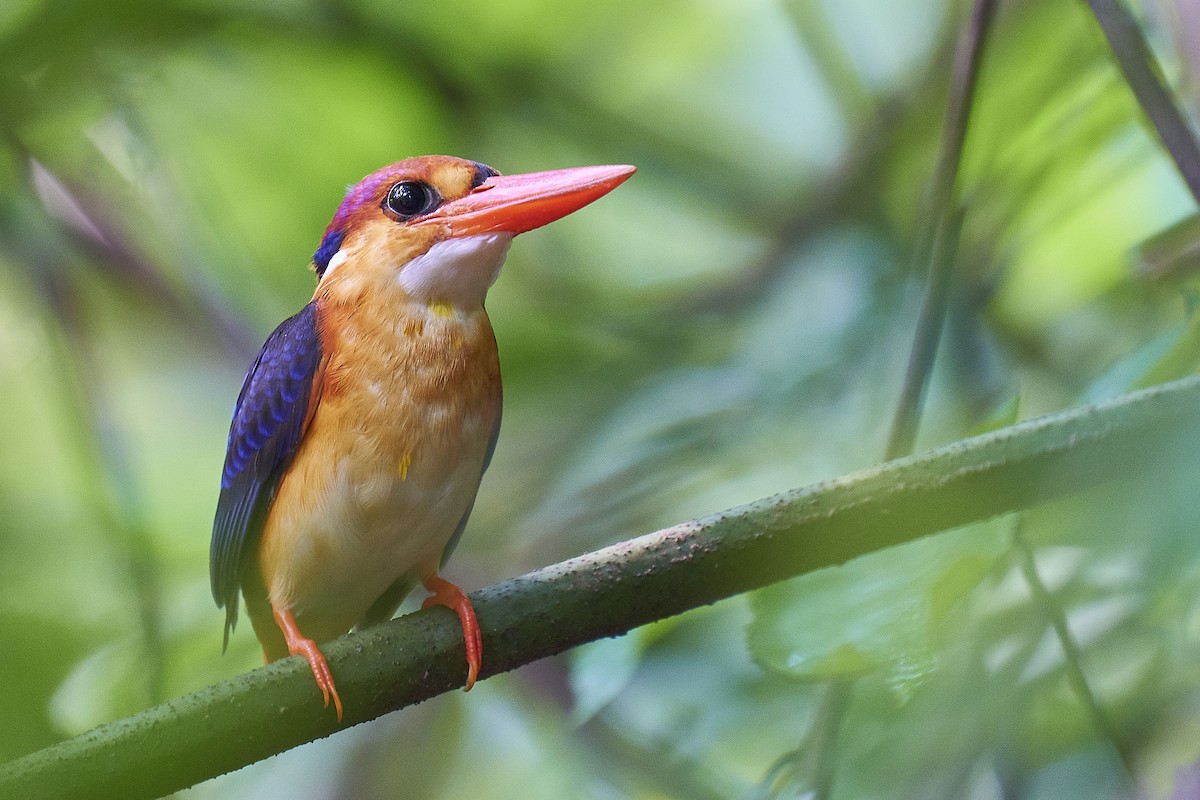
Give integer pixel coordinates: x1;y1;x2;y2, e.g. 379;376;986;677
383;181;439;219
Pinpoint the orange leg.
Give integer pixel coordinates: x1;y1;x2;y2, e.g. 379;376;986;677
272;605;344;722
421;574;482;690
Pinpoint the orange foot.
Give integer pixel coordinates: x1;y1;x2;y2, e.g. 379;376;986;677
273;605;344;722
421;574;482;690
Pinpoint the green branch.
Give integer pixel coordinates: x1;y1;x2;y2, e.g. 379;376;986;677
4;376;1200;800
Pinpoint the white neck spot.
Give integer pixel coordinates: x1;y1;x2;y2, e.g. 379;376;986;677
323;248;350;279
397;233;513;308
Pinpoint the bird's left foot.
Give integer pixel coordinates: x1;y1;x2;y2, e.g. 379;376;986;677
421;574;482;690
273;605;345;721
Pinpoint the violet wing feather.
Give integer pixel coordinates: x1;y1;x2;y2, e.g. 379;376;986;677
210;302;322;648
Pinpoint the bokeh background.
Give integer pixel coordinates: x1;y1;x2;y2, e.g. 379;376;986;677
4;0;1200;797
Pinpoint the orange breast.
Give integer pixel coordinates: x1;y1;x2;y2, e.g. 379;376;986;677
256;291;501;640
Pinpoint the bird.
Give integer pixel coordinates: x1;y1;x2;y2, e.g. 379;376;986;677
210;155;635;721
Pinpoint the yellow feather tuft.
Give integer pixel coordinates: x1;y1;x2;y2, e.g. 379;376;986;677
429;301;455;319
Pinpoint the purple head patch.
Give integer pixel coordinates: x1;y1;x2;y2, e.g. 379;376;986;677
312;166;399;276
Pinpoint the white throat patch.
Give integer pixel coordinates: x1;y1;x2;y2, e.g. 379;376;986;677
397;233;513;308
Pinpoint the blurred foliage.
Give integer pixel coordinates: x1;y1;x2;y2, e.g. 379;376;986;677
3;0;1200;797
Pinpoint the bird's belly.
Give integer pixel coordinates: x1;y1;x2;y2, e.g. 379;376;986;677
306;456;479;613
262;413;493;631
257;306;500;636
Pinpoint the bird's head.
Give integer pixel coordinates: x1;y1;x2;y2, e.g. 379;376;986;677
311;155;635;309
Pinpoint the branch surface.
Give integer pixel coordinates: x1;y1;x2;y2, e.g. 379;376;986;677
4;376;1200;800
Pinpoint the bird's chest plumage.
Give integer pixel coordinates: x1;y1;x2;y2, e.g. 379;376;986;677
259;297;501;626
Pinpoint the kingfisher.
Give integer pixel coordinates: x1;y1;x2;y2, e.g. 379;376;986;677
211;155;635;720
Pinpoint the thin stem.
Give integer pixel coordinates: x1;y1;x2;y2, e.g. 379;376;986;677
810;680;855;800
14;154;168;705
912;0;998;273
885;207;966;459
1010;520;1137;792
885;0;999;460
747;680;854;800
1085;0;1200;205
783;0;874;121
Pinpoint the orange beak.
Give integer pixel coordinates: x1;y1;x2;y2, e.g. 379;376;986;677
422;164;636;237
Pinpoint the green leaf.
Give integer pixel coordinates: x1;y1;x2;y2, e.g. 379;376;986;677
568;632;645;726
748;526;1005;690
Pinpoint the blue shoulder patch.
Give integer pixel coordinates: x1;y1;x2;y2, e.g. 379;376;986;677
210;302;323;647
313;229;344;277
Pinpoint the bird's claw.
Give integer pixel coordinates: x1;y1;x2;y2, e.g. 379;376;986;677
273;605;345;722
422;574;483;690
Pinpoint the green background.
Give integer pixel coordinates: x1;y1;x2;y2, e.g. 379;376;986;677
3;0;1200;797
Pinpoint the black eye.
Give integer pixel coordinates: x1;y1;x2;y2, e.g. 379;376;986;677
383;181;439;219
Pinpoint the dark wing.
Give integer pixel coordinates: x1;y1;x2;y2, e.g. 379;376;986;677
210;302;323;648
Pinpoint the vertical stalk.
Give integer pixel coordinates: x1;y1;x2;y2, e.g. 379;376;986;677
1085;0;1200;205
884;0;998;461
1010;520;1136;791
